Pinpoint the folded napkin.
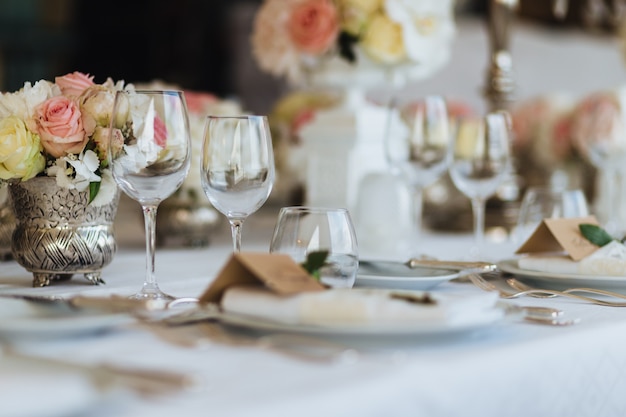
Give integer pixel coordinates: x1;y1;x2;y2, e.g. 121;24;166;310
221;286;501;326
518;240;626;276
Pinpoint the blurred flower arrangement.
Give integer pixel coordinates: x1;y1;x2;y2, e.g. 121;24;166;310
0;72;129;205
510;94;585;189
268;90;340;198
252;0;456;85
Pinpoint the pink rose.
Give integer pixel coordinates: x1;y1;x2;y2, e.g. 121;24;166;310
184;91;218;114
287;0;339;55
36;96;88;158
55;72;95;97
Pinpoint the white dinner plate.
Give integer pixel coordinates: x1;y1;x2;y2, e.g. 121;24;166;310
217;303;515;338
499;259;626;294
356;260;459;290
0;298;134;340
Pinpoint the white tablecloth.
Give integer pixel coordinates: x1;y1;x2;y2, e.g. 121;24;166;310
1;207;626;417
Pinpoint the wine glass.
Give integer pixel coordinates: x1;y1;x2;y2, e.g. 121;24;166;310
514;186;589;244
448;111;512;256
270;207;359;288
108;90;191;300
201;115;275;252
385;95;451;253
573;107;626;235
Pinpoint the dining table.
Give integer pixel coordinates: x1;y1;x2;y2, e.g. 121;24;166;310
1;200;626;417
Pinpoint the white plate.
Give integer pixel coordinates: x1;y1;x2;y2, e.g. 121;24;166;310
0;298;133;339
217;303;514;338
499;259;626;293
356;260;459;290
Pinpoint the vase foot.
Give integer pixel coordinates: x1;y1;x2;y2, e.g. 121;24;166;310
32;273;73;287
83;272;105;285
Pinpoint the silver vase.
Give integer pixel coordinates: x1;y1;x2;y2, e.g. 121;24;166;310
9;177;120;287
156;198;221;247
0;184;15;260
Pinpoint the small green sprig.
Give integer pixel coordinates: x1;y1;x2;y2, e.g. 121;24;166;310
579;223;623;247
300;250;329;281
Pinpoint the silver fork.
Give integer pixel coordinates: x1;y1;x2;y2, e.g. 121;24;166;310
505;277;626;301
468;274;626;307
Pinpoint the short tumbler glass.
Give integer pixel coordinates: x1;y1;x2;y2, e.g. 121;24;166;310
269;207;359;288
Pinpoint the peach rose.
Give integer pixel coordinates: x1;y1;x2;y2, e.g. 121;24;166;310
184;91;218;114
36;96;88;158
287;0;339;55
55;72;95;97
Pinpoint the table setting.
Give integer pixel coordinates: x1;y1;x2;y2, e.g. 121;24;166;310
3;1;626;416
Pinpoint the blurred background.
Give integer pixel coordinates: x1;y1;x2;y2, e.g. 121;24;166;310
1;0;625;114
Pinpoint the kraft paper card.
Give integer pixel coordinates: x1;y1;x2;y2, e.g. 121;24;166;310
199;252;325;304
515;216;601;261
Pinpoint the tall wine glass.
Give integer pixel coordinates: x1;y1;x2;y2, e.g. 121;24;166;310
201;115;275;252
448;111;512;256
108;90;191;300
385;95;450;253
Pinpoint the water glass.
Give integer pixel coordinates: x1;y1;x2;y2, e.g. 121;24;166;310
515;187;589;243
270;207;359;288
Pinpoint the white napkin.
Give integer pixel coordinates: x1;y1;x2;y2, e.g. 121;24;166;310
518;240;626;276
221;286;501;326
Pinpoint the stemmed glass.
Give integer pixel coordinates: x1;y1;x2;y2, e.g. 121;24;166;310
448;111;512;256
385;95;451;253
574;109;626;235
200;115;275;252
108;90;191;300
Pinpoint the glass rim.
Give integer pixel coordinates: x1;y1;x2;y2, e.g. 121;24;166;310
118;89;184;95
278;206;349;214
206;115;267;121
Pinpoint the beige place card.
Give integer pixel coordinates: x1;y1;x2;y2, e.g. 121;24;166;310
199;252;326;304
515;216;601;261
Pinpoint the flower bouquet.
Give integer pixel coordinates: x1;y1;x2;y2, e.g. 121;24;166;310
0;71;130;205
252;0;456;87
0;71;130;286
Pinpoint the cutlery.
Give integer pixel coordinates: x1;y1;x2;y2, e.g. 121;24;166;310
505;278;626;301
1;294;198;315
405;259;497;275
144;306;359;363
467;273;626;307
360;258;497;276
2;344;196;396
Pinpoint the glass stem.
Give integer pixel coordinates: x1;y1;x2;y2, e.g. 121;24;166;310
610;169;622;235
410;188;424;254
142;204;159;291
471;198;486;249
230;219;244;253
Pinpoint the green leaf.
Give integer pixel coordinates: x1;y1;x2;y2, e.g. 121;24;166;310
338;32;359;64
300;250;329;280
579;223;614;247
88;181;101;204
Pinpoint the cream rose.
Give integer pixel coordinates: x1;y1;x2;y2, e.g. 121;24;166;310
78;85;118;135
361;12;406;64
55;72;95;97
91;126;124;164
0;116;46;180
287;0;339;55
36;96;88;158
338;0;383;35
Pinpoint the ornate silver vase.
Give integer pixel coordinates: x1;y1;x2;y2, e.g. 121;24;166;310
156;198;221;247
8;177;119;287
0;184;15;260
